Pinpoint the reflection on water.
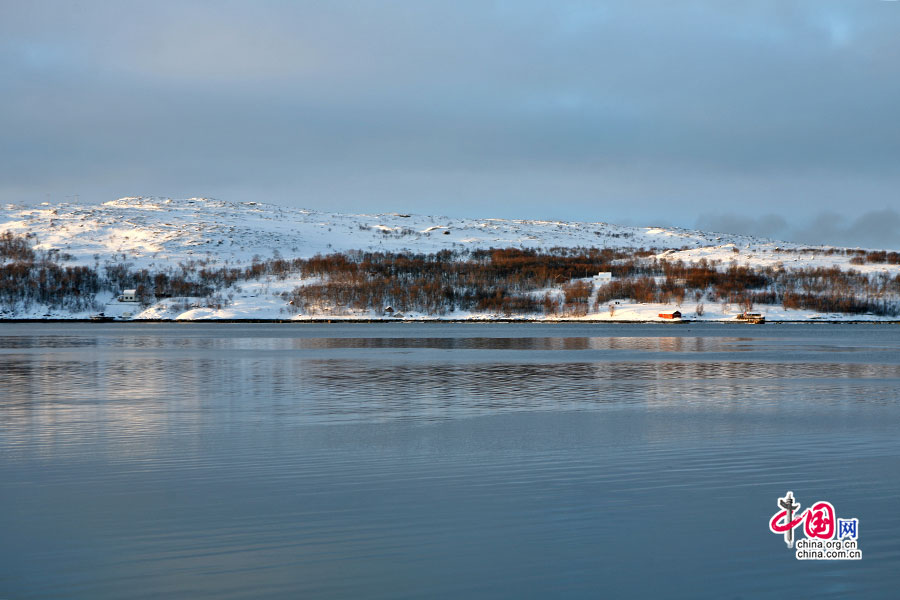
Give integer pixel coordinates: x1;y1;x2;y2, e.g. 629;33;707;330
4;331;896;354
1;323;899;599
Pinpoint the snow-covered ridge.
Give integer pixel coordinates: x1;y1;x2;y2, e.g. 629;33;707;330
3;196;899;322
3;196;785;269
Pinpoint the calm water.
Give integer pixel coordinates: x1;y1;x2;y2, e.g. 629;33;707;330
1;323;899;598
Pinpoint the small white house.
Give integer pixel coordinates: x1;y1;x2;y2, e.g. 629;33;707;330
118;289;138;302
593;272;612;283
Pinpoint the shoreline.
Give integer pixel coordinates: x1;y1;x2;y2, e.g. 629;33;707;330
2;318;898;324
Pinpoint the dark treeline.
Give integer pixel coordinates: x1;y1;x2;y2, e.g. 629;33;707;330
1;233;99;312
0;232;216;312
0;259;100;312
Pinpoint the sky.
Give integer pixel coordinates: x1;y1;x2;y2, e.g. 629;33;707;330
1;0;898;247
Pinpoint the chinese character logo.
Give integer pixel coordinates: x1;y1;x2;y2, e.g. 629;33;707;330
837;518;858;540
768;491;861;560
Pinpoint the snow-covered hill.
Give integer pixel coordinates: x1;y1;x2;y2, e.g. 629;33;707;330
2;196;780;267
2;197;898;321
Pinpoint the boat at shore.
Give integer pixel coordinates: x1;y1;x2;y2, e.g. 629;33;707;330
735;312;765;324
89;313;115;322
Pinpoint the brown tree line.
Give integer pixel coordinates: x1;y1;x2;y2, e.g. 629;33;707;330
287;248;635;316
1;231;898;317
594;259;899;316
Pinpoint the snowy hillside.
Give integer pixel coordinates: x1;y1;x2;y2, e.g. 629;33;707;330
3;196;778;267
2;197;899;321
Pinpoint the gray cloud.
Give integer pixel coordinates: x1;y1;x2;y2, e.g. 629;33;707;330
695;213;792;241
792;209;900;248
697;208;900;249
1;1;899;229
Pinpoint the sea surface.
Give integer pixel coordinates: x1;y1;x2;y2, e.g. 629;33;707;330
1;322;899;599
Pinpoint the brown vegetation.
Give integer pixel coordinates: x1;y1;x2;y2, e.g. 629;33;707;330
1;232;898;317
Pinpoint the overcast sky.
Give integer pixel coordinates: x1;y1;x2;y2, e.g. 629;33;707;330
2;1;898;246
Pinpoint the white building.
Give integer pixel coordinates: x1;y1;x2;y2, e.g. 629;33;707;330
118;289;138;302
593;272;612;283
